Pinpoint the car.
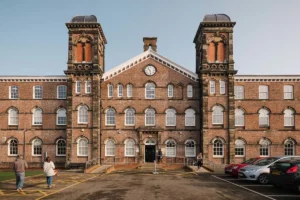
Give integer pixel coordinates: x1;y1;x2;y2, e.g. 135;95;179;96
238;156;300;184
225;157;262;177
268;159;300;193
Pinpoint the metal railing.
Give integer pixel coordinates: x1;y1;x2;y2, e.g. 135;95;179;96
203;159;215;171
85;157;100;171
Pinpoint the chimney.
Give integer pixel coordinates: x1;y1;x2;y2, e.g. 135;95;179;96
143;37;157;52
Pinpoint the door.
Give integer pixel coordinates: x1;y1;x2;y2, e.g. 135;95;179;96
145;145;156;162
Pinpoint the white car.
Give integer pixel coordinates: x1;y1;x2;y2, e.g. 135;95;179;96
238;156;300;184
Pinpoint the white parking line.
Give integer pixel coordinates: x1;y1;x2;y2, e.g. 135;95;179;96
240;185;273;187
212;175;276;200
268;195;300;197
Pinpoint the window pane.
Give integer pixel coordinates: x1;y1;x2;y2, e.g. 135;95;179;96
10;86;18;99
127;84;132;97
145;109;155;126
108;85;113;97
33;109;42;125
85;81;91;94
145;83;155;99
57;85;67;99
187;85;193;97
34;86;43;99
9;139;18;155
106;109;116;125
57;140;66;155
168;85;173;97
185;109;195;126
78;106;88;123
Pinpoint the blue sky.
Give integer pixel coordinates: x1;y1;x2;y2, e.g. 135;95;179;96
0;0;299;75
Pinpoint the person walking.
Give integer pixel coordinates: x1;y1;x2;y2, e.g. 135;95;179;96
13;155;28;192
157;149;162;163
196;152;203;171
43;157;55;189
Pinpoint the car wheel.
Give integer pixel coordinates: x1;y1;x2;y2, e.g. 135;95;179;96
257;174;268;184
294;184;300;193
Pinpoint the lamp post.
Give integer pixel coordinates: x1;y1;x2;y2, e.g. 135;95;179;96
23;129;27;158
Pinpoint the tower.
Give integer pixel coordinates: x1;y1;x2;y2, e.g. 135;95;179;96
194;14;236;164
64;15;107;166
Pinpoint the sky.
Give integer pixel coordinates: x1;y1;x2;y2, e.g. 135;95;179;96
0;0;300;76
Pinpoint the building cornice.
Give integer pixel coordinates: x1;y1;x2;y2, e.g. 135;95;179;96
235;75;300;82
0;76;67;82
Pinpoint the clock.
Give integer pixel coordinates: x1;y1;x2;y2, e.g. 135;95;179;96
144;65;156;76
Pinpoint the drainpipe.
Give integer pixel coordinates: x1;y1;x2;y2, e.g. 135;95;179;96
99;79;103;165
227;76;230;164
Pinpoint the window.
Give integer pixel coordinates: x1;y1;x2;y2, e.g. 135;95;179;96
259;85;268;99
105;139;115;156
108;84;113;97
166;109;176;126
32;139;42;156
145;109;155;126
259;108;269;127
168;84;174;98
118;84;123;97
284;109;294;127
185;109;195;126
8;139;18;156
8;108;18;125
220;81;225;94
212;106;224;125
187;85;193;97
125;139;135;157
235;109;244;126
127;84;132;98
76;81;81;94
210;81;215;94
166;139;176;157
85;81;91;94
57;108;67;125
234;86;244;99
284;139;295;156
33;86;43;99
78;105;88;124
259;139;270;157
125;108;135;126
56;139;66;156
284;85;293;99
77;138;88;156
9;86;18;99
57;85;67;99
106;108;116;125
145;83;155;99
33;108;42;125
185;140;196;157
213;138;224;157
235;139;245;157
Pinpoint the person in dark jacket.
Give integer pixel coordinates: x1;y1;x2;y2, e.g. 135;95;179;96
13;155;28;192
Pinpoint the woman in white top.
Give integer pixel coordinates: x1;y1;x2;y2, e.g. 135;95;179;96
43;157;55;188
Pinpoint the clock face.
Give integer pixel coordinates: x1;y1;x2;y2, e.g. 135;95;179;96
144;65;156;76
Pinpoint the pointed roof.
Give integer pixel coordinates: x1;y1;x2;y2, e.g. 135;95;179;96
103;49;198;82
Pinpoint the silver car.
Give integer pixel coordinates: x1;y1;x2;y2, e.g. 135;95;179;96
238;156;300;184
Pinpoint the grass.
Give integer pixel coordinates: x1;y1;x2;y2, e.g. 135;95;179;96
0;170;43;182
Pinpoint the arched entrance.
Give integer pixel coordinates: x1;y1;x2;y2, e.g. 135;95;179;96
144;138;156;162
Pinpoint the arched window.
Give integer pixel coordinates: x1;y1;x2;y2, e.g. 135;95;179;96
56;139;66;156
212;106;223;125
168;84;174;98
145;109;155;126
118;84;123;97
125;139;135;157
57;85;67;99
259;138;271;157
166;109;176;126
210;81;216;94
166;139;176;157
8;139;18;156
185;109;195;126
145;83;155;99
108;84;113;97
235;109;244;126
213;138;224;157
32;139;42;156
33;108;42;125
106;108;116;125
259;108;269;127
284;139;295;156
105;139;115;156
78;105;88;124
77;138;88;156
57;108;67;125
187;85;193;98
127;84;132;98
8;108;18;125
185;140;196;157
284;109;294;127
235;139;245;157
125;108;135;126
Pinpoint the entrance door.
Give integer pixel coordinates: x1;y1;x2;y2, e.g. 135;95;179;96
145;145;156;162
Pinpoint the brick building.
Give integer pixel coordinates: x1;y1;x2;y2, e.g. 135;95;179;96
0;14;299;168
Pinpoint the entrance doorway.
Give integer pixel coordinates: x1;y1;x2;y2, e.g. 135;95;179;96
145;145;156;162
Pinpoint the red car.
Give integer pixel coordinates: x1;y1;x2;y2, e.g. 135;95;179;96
225;157;262;177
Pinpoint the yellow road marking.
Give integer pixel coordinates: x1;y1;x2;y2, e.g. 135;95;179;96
38;190;48;196
0;190;4;195
35;174;104;200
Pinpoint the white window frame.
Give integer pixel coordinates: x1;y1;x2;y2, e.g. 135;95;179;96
125;108;135;126
235;109;244;126
33;85;43;99
166;109;176;126
77;138;88;156
284;139;295;156
210;81;215;94
105;139;115;156
234;86;244;99
57;85;67;99
85;80;91;94
187;85;193;98
127;84;132;98
212;106;224;125
125;139;135;157
56;108;67;125
213;138;224;158
8;139;18;156
105;108;116;126
284;109;294;127
78;105;88;124
9;86;18;99
118;84;123;97
145;83;155;99
259;139;270;157
8;108;18;126
145;108;155;126
32;139;42;156
220;80;225;95
165;139;176;157
56;139;66;156
76;81;81;94
259;85;268;99
108;84;113;98
284;85;293;100
185;109;195;126
32;108;42;125
168;84;174;98
234;139;245;157
185;140;196;157
259;108;269;127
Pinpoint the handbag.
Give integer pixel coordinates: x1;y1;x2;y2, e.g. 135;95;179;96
54;169;58;176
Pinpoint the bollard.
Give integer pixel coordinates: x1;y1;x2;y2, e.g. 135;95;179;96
153;160;159;174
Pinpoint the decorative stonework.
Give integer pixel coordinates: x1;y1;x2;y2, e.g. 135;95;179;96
0;76;67;82
235;75;300;82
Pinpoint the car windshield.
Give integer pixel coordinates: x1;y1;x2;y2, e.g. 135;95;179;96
254;157;278;166
242;158;257;164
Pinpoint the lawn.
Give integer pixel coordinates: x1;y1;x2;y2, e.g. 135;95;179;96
0;170;43;182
